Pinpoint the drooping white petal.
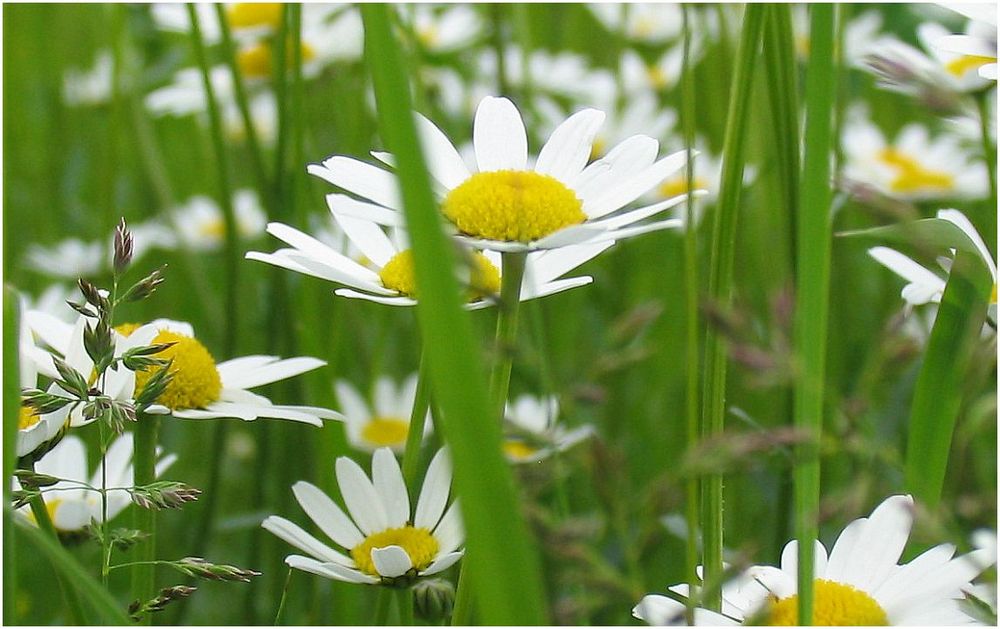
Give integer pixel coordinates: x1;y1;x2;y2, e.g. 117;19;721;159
334;214;398;269
333;289;417;306
285;554;377;584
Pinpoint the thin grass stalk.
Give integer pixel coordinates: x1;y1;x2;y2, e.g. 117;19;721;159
401;351;432;491
904;251;992;507
214;3;270;193
490;251;528;418
273;568;293;626
680;5;701;623
975;91;997;207
3;292;17;624
699;4;766;611
130;413;160;625
793;5;837;623
361;5;547;624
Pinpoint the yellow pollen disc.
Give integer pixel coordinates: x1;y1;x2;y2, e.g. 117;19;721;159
946;54;994;77
378;249;502;301
27;498;62;528
632;17;655;38
442;170;585;243
18;406;41;430
133;330;222;411
765;580;888;626
646;65;668;89
226;3;283;29
878;148;954;194
503;440;539;460
361;417;410;448
659;175;709;198
418;26;439;48
115;322;143;337
237;41;316;79
350;526;439;577
198;218;225;239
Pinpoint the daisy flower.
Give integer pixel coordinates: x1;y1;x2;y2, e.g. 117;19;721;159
62;49;113;107
151;3;221;43
620;46;692;96
502;395;593;464
792;9;890;66
634;495;996;625
308;96;689;253
247;204;617;307
25;238;107;279
168;189;266;251
933;4;998;81
842;110;989;201
334;374;430;454
119;318;341;426
145;67;233;119
17;305;73;460
918;21;994;92
263;447;463;585
868;208;997;318
404;4;484;54
588;3;682;45
478;48;616;105
16;433;176;533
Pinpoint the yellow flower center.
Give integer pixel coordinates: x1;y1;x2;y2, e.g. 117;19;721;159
198;218;225;240
226;3;283;29
632;16;656;39
646;64;668;89
18;406;41;430
878;147;954;194
764;580;888;626
503;440;540;460
945;54;994;78
27;498;63;528
377;249;502;301
122;327;222;411
418;26;439;48
350;526;439;577
659;175;710;198
361;417;410;448
443;170;585;243
237;41;316;79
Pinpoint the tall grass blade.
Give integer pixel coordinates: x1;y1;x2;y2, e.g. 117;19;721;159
700;3;766;611
3;291;19;624
360;5;547;625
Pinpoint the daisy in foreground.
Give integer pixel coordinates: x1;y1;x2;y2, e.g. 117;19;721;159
263;448;463;584
633;495;995;626
122;319;342;425
308;96;690;252
335;373;430;454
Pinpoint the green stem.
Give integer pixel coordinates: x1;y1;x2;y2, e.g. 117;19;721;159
794;5;837;624
5;294;19;625
489;251;528;418
975;90;997;210
450;566;473;625
395;588;414;626
680;5;701;622
274;568;293;625
27;494;87;625
401;352;432;492
373;588;393;625
699;4;766;612
131;413;160;626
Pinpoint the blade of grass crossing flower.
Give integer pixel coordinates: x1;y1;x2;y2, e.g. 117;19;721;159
762;4;800;269
360;5;547;625
904;251;992;508
12;511;131;625
793;5;837;624
131;413;161;625
700;4;766;611
680;6;700;622
3;292;18;624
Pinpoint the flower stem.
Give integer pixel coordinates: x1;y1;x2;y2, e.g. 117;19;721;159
680;5;701;622
373;588;393;625
794;5;837;624
130;412;160;626
489;251;528;419
273;568;293;625
26;491;87;625
450;566;473;625
700;4;766;612
975;90;997;211
401;352;432;492
395;588;414;626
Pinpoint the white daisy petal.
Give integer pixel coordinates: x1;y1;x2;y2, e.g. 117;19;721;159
432;501;464;555
335;381;371;421
422;551;463;576
333;215;397;268
308;156;401;209
335;456;389;535
291;481;365;549
371;448;410;527
414;448;452;529
474;96;528;172
217;356;325;390
333;289;417;306
285;554;376;584
535;108;605;183
371;545;413;578
416;114;472;189
261;516;352;565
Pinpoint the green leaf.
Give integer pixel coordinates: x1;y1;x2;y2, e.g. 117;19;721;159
838;218;990;266
360;5;547;625
904;251;992;508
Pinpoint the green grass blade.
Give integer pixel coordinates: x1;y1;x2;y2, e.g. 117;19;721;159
700;4;766;611
360;5;547;625
11;510;131;625
905;251;992;508
793;4;837;624
3;290;19;624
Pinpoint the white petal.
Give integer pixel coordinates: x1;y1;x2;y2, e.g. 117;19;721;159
335;381;371;421
535;108;605;183
474;96;528;172
371;545;412;578
217;356;325;390
326;193;405;227
937;209;997;278
422;551;463;576
261;516;353;565
432;501;465;555
291;481;365;549
416;114;472;189
333;289;417;306
414;448;452;529
779;539;828;580
371;448;410;527
583;150;688;218
333;214;398;268
747;565;796;599
308;156;401;209
850;495;914;592
335;456;388;535
285;554;377;584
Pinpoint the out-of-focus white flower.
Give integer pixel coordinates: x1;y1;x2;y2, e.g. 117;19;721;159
404;4;483;54
145;66;233;118
62;50;113;107
934;3;998;81
793;9;891;65
588;3;682;44
15;433;176;533
620;47;690;96
151;3;221;43
842;109;989;200
502;395;593;464
169;189;266;251
477;48;616;105
919;21;995;92
25;238;107;279
335;374;430;454
223;90;278;146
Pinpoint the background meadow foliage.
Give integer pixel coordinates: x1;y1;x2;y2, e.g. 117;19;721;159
3;2;997;625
